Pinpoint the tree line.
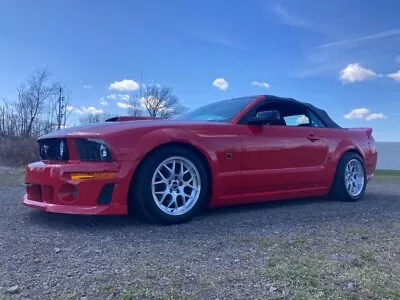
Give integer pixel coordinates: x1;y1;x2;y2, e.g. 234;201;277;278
0;67;71;138
1;67;187;138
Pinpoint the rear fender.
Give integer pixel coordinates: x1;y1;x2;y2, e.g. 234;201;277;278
326;139;366;189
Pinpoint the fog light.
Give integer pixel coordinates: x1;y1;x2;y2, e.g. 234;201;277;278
59;184;78;203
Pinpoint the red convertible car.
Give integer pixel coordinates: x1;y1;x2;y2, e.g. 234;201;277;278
23;95;377;224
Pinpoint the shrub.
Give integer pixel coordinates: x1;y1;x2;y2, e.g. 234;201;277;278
0;137;39;167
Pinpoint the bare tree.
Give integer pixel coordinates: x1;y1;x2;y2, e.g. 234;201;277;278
0;99;19;137
48;84;72;130
127;97;143;117
129;84;186;119
15;67;60;137
79;112;113;124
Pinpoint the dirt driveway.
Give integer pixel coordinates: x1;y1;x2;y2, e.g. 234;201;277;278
0;169;399;300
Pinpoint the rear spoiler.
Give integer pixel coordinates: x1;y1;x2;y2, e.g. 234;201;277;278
348;127;373;138
105;116;159;122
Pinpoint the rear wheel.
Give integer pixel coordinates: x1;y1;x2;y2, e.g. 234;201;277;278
330;152;366;202
130;146;209;224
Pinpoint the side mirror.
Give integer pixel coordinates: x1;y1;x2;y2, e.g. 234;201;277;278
248;110;281;125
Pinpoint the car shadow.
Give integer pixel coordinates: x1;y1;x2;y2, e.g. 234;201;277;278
24;189;399;232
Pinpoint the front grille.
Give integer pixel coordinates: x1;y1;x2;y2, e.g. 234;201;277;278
38;138;69;161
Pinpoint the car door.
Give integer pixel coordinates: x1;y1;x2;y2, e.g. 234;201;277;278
239;101;330;196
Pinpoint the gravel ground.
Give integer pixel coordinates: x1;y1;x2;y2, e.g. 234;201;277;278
0;175;399;300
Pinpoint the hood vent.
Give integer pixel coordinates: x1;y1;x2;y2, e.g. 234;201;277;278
105;116;159;122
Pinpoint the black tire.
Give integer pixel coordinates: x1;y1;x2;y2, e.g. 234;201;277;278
329;152;367;202
129;145;210;224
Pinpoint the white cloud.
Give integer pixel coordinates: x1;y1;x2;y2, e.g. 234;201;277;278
387;70;400;81
67;106;103;115
100;100;108;106
251;81;270;88
106;94;117;100
81;106;104;115
106;94;130;101
213;78;229;90
339;63;378;84
344;108;370;119
344;108;387;121
118;94;130;101
84;84;92;89
365;113;388;121
109;79;139;91
116;102;132;109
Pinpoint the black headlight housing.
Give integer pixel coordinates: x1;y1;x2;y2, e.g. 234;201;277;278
39;138;69;161
75;138;113;162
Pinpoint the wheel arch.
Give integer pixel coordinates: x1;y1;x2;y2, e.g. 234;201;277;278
328;147;365;191
128;141;214;208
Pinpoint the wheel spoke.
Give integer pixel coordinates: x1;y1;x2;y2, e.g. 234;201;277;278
172;160;176;175
157;170;166;180
163;164;173;174
154;179;167;185
159;193;167;203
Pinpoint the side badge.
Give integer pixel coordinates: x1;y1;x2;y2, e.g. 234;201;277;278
226;153;232;160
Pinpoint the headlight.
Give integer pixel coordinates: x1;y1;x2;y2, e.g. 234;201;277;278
75;138;113;162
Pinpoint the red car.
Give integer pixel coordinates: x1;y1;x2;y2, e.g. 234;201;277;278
23;95;378;224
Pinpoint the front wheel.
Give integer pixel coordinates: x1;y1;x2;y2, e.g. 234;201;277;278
330;152;367;202
131;146;209;224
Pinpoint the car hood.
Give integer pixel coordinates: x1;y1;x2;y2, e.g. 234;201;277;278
39;119;223;139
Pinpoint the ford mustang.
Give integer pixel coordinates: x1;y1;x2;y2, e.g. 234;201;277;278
23;95;378;224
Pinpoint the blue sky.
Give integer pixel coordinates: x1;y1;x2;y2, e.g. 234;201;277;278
1;0;400;141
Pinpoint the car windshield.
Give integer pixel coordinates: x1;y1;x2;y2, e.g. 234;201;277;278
177;96;256;123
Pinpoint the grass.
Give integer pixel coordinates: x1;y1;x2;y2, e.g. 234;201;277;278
373;169;400;183
263;235;400;300
83;228;400;300
0;166;24;187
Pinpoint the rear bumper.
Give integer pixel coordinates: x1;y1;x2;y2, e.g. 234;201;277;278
22;161;131;215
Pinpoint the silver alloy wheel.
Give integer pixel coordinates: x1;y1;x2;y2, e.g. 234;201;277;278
344;158;365;197
151;156;201;216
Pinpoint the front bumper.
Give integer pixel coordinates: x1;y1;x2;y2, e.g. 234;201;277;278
22;161;131;215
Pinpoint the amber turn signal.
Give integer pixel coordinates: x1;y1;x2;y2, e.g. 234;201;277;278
69;172;116;180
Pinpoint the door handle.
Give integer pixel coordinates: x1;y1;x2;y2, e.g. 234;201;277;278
307;134;320;142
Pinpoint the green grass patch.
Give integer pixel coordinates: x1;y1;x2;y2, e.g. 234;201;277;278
374;169;400;177
373;169;400;182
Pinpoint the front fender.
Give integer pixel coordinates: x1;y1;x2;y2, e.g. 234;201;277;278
131;128;218;176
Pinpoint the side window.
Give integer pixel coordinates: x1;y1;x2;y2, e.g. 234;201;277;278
284;114;310;126
252;101;327;128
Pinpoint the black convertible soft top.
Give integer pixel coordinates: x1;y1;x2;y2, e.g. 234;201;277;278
264;95;342;129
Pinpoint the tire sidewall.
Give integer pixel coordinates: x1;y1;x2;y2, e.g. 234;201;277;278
135;146;209;224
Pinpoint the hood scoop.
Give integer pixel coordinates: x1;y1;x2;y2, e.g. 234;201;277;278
105;116;159;122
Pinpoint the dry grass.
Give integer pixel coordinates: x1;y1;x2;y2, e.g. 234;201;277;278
0;137;39;167
0;166;24;187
